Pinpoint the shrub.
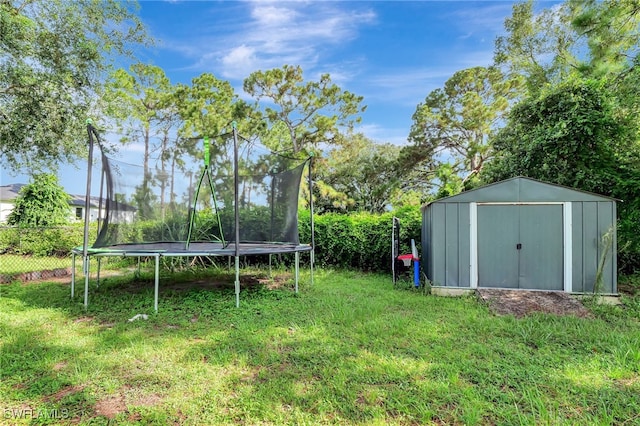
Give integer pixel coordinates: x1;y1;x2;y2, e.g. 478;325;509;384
0;224;88;257
299;207;421;271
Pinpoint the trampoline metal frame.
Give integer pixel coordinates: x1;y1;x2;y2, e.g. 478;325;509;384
75;123;316;312
71;244;313;312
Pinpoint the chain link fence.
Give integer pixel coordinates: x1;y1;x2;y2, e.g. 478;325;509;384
0;225;244;283
0;225;87;282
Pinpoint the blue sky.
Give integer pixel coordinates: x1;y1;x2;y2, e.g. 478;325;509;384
133;0;516;145
2;0;557;194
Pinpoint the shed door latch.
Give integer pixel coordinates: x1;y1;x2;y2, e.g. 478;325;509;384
516;243;522;250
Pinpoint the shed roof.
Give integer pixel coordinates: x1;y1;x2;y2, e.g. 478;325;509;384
422;177;617;210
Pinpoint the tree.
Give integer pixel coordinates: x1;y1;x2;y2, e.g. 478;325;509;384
175;73;260;211
243;65;366;155
407;66;523;186
7;173;70;226
569;0;640;78
104;63;179;219
483;78;626;193
319;133;402;213
177;73;252;141
495;0;640;91
0;0;148;172
483;77;640;272
494;0;576;93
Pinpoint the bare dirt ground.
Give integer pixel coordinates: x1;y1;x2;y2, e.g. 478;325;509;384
5;265;623;319
477;289;594;318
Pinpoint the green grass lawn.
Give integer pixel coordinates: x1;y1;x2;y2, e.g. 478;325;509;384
1;268;639;425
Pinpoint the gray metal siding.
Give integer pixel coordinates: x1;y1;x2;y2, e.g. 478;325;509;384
421;178;617;293
425;203;470;287
571;204;585;292
430;203;446;286
477;205;519;288
444;203;459;286
597;201;616;294
458;205;470;287
444;203;470;287
421;207;433;281
517;204;563;290
570;201;616;293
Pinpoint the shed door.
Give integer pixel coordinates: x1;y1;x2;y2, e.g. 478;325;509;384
477;204;563;290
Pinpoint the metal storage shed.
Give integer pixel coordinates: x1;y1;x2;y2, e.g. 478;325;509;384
421;177;617;294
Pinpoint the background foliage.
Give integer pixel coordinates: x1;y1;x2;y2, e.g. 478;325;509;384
2;0;639;273
0;209;423;273
7;173;71;227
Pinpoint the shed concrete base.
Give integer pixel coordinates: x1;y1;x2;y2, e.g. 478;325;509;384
431;288;622;318
431;287;621;305
573;294;622;305
476;289;594;318
430;287;475;297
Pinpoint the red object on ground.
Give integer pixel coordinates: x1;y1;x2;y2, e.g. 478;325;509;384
397;254;419;261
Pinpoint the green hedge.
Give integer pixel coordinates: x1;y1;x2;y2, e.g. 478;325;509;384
299;207;421;271
0;224;89;257
3;204;638;275
0;209;424;272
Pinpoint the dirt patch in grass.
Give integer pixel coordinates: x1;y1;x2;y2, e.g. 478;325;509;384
53;361;68;371
477;289;593;318
44;385;86;403
128;392;163;408
95;394;127;419
119;272;294;293
0;267;72;284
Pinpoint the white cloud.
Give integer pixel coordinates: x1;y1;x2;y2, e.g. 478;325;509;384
221;44;258;77
355;123;408;146
447;3;514;36
164;1;376;80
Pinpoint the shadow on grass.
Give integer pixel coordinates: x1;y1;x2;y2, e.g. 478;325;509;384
2;271;640;424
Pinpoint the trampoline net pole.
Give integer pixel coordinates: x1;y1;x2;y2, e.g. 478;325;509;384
154;255;160;313
295;251;300;293
235;256;240;308
71;253;75;299
83;123;95;282
308;156;315;286
186;167;209;250
233;123;240;257
84;257;90;310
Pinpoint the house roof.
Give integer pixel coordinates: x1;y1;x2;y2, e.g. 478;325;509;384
1;184;136;211
0;183;26;201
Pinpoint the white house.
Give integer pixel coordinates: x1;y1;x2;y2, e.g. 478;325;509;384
0;184;136;224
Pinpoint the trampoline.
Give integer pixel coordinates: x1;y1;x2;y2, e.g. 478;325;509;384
72;122;315;311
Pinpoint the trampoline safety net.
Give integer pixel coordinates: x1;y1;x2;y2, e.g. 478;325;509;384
90;129;310;250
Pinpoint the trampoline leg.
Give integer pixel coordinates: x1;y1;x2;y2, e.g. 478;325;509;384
96;257;101;288
269;254;272;278
310;250;314;287
235;256;240;308
83;256;90;310
71;253;76;299
154;254;160;313
295;251;299;293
